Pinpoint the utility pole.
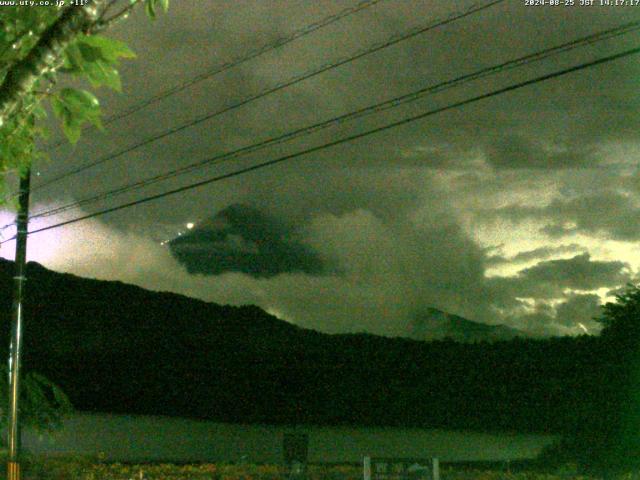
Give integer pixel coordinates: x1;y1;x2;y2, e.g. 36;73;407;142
7;167;31;480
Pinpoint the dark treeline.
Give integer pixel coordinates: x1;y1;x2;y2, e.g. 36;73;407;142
0;259;636;470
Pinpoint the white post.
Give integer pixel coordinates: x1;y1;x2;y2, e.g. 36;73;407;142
363;456;371;480
432;458;439;480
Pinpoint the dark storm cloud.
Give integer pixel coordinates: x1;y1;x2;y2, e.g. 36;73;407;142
238;163;439;224
501;293;603;336
169;204;324;278
55;0;640;205
27;1;640;337
497;192;640;241
511;307;558;337
554;293;602;328
487;244;585;266
483;135;596;170
487;253;630;299
281;208;499;334
517;253;629;290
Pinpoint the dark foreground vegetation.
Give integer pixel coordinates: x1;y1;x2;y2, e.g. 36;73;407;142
0;259;638;473
0;457;598;480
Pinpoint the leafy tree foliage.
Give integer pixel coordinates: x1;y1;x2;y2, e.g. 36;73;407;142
544;284;640;475
0;365;72;433
592;284;640;473
0;0;168;193
599;284;640;341
0;0;168;432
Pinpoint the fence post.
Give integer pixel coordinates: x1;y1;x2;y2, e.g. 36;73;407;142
363;456;371;480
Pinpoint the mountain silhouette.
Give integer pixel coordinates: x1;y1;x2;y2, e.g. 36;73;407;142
410;308;522;342
0;259;610;435
168;204;324;277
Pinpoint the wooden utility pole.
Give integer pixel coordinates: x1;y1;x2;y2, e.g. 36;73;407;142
7;167;31;480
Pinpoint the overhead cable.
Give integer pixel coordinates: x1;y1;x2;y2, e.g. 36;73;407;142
44;0;387;152
33;0;505;192
5;44;637;243
27;20;640;222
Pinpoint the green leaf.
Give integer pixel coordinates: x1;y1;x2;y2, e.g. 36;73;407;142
84;60;122;91
50;88;103;144
60;88;100;112
50;95;65;119
31;102;47;120
63;38;128;91
62;43;85;73
158;0;169;12
146;0;157;19
78;42;105;63
51;99;81;144
79;34;136;64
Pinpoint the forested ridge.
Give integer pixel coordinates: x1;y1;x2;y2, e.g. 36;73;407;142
0;259;634;468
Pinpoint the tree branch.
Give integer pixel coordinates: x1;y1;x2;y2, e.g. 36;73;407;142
0;0;109;127
92;0;143;33
96;0;119;23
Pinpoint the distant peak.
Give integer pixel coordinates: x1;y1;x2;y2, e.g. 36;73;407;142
410;308;523;343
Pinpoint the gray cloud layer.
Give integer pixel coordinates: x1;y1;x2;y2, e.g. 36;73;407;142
169;203;325;277
497;192;640;241
487;244;586;266
21;1;640;337
487;253;631;301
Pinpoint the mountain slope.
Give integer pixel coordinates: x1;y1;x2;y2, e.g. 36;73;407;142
0;259;606;434
168;204;324;277
410;308;522;342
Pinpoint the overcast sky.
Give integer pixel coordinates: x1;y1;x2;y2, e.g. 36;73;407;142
3;0;640;338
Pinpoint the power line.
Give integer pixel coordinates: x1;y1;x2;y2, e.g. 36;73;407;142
26;19;640;222
6;44;638;244
33;0;505;192
45;0;387;150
